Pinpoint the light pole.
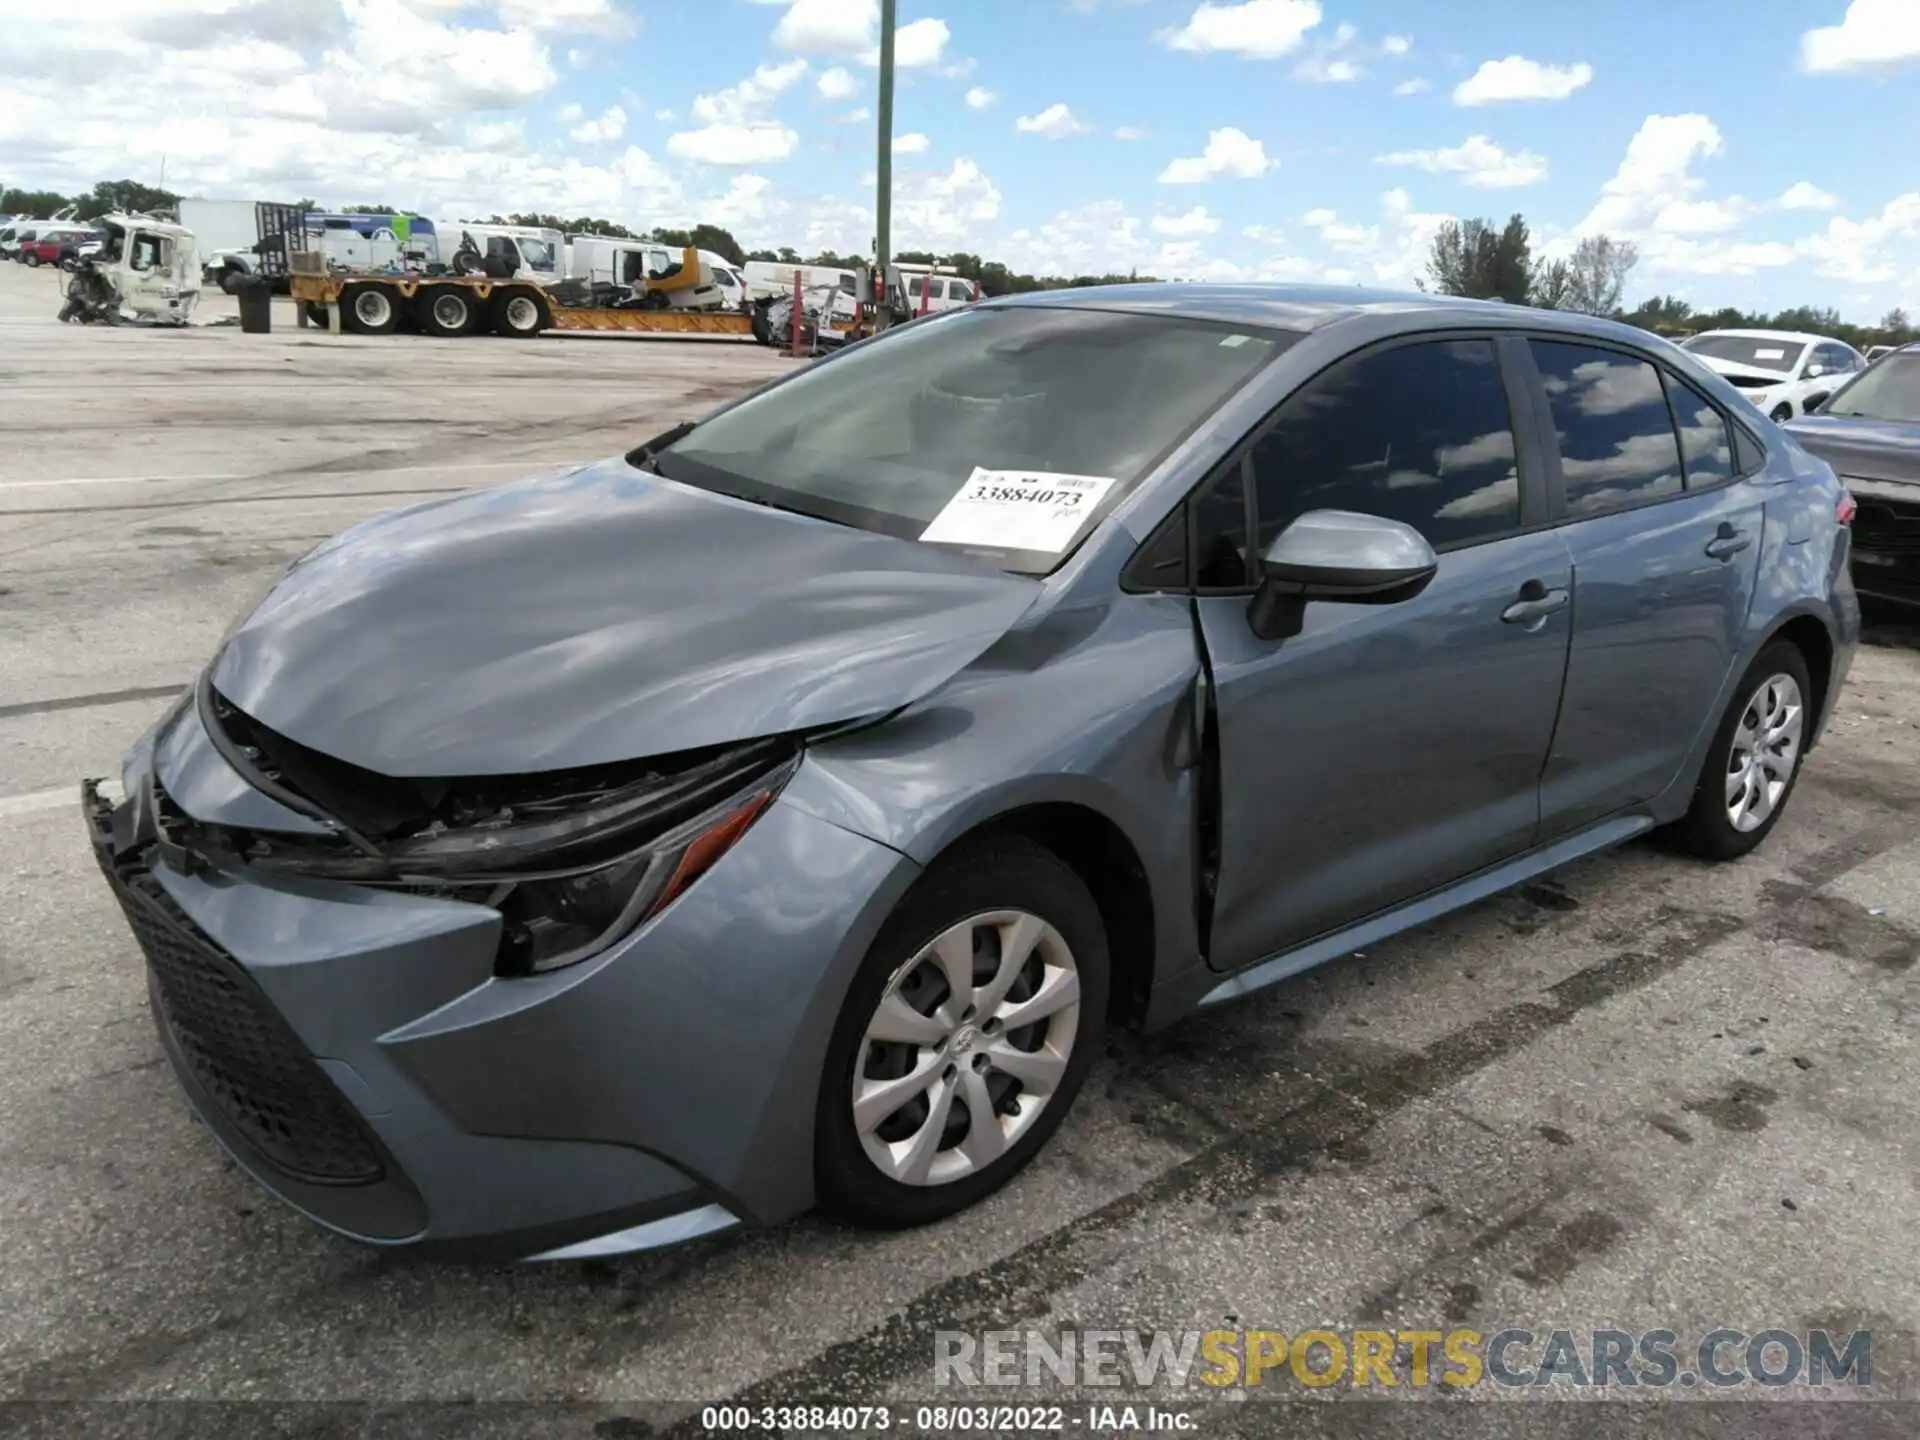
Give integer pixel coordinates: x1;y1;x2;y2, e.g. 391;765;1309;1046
873;0;896;329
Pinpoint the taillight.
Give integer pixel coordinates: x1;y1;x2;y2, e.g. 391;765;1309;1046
1836;492;1857;526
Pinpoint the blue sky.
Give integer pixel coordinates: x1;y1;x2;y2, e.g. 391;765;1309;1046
3;0;1918;317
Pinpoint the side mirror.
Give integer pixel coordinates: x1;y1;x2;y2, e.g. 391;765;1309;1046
1803;363;1827;380
1247;510;1439;641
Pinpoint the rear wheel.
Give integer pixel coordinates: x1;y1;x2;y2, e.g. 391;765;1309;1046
417;286;477;337
341;284;398;335
1666;641;1813;861
815;836;1108;1228
24;251;39;267
492;288;545;338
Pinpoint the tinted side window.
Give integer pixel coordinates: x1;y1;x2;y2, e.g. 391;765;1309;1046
1530;341;1683;517
1663;372;1733;489
1248;338;1521;553
1192;462;1251;589
1733;424;1766;476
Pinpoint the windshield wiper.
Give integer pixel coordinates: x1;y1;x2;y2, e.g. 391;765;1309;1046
627;420;695;474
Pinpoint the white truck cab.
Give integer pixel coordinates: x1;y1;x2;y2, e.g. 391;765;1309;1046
438;222;563;283
566;237;729;310
92;213;201;324
892;263;977;315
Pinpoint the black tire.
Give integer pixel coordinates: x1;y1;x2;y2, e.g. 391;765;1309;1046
492;287;545;338
24;251;39;267
340;283;399;335
1665;641;1814;861
416;286;476;337
815;834;1108;1229
302;301;330;328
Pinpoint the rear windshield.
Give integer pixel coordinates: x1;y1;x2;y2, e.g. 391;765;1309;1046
1823;354;1920;423
658;305;1294;574
1684;335;1805;373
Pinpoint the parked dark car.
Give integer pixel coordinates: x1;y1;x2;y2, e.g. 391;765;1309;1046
87;285;1858;1260
1786;344;1920;607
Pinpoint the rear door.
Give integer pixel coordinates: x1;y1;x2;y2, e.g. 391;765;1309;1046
1195;335;1574;971
1524;338;1767;837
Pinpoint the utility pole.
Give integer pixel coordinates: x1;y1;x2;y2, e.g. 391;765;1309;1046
873;0;896;330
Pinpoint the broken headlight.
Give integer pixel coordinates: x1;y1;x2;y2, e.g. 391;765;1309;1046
492;780;779;975
243;739;798;975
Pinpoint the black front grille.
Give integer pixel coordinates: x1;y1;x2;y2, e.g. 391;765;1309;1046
1854;499;1920;557
102;858;385;1187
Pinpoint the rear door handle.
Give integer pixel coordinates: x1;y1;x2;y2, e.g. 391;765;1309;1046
1501;580;1570;626
1705;527;1752;560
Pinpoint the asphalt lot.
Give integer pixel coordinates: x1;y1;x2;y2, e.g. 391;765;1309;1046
2;258;1918;1432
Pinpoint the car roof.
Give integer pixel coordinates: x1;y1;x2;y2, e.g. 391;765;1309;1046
980;281;1669;347
1689;327;1833;345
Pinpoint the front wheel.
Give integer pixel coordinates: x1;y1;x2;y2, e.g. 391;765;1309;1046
815;836;1108;1228
417;286;476;337
24;252;39;267
1665;641;1813;861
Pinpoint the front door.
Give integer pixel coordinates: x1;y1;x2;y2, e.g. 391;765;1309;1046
1196;336;1574;972
1525;341;1767;834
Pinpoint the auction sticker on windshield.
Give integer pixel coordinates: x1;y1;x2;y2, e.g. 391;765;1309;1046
920;468;1118;553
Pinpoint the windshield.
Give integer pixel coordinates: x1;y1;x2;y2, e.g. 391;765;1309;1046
1684;335;1805;373
519;239;556;270
657;305;1293;573
1823;354;1920;423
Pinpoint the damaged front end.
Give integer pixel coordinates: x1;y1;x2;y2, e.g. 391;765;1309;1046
156;674;801;976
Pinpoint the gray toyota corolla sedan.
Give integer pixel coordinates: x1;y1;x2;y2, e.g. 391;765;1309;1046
87;285;1858;1259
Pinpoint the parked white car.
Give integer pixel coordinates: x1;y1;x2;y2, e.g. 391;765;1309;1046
1681;329;1866;422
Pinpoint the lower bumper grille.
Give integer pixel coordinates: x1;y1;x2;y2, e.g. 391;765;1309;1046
99;854;386;1187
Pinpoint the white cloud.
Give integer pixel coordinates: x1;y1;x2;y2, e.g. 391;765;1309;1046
1302;207;1337;226
769;0;871;55
1241;222;1286;242
568;46;593;68
669;58;808;166
1798;192;1920;283
832;106;871;124
557;101;585;124
817;65;857;99
666;123;798;166
1157;126;1271;183
1015;102;1089;139
498;0;636;37
1113;126;1147;141
1453;55;1593;105
892;17;950;67
1377;134;1547;188
568;103;626;142
1801;0;1920;73
1294;55;1359;82
892;131;929;153
1393;77;1431;96
1575;113;1723;237
1157;0;1323;59
1381;33;1411;56
1778;180;1839;211
894;156;1001;248
700;173;774;227
766;1;948;69
964;85;997;108
1152;205;1222;237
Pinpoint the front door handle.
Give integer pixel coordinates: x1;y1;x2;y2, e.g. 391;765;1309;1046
1501;579;1570;626
1705;524;1752;560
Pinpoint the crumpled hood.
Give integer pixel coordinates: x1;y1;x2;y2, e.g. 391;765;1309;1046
1783;414;1920;487
1695;356;1790;391
211;458;1040;776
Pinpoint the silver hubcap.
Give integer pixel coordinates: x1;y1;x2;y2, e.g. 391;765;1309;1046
853;910;1080;1187
1726;672;1803;832
353;291;390;327
432;294;467;328
505;296;539;329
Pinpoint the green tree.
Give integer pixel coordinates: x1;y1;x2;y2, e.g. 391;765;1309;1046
1;188;75;217
75;179;180;220
1878;307;1912;343
1564;235;1639;316
342;203;403;215
1530;258;1574;310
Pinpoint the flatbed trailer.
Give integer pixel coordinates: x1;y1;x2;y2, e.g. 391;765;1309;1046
289;271;757;340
